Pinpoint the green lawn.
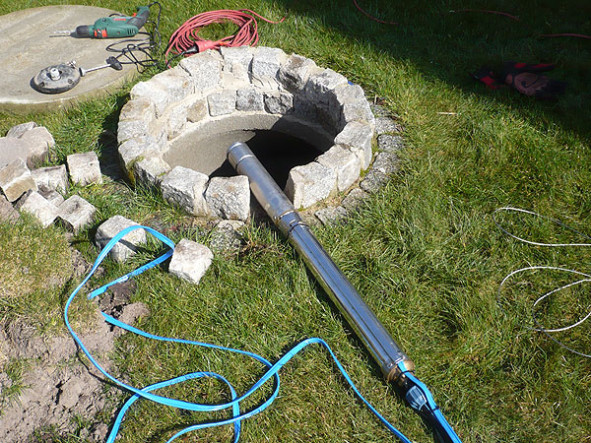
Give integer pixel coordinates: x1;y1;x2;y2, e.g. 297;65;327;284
1;0;591;442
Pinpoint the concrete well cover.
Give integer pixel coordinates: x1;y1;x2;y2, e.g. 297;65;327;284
0;6;148;113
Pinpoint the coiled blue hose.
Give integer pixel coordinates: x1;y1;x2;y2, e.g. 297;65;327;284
64;225;455;442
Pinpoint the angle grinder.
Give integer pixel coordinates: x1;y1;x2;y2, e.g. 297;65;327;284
32;57;122;94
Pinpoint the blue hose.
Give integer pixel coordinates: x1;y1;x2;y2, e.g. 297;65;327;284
64;225;460;442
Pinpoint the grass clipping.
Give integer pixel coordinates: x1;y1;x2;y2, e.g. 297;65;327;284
0;220;72;298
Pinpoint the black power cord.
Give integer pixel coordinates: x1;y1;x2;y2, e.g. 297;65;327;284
104;2;164;71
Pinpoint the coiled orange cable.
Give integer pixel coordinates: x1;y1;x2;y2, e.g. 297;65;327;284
165;9;286;65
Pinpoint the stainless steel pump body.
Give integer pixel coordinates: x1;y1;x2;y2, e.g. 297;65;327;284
227;142;414;382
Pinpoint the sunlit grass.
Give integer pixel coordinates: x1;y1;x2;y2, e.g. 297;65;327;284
1;0;590;442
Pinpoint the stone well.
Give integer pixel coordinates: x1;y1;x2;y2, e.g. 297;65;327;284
117;46;376;221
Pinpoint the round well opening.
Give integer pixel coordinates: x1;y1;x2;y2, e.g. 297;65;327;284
164;115;334;188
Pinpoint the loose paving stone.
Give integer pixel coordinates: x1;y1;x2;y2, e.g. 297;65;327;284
205;176;250;221
285;162;336;209
168;239;213;285
0;138;29;169
316;145;361;192
0;158;37;202
57;195;96;233
0;194;19;223
95;216;146;263
20;126;55;147
161;166;209;216
377;134;404;152
315;206;348;226
17;191;58;228
6;122;38;139
0;126;55;168
39;189;64;206
31;165;68;193
67;152;103;186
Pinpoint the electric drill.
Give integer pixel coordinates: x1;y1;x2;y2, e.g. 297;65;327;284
57;6;150;38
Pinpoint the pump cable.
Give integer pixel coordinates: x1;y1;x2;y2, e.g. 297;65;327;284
65;226;424;442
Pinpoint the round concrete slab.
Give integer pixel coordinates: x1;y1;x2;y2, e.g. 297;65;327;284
0;6;150;113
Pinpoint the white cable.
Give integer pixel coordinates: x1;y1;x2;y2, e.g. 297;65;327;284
493;207;591;247
495;207;591;358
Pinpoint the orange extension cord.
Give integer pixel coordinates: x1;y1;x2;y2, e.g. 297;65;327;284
165;9;285;65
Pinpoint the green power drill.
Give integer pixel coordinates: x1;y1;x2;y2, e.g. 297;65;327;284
53;6;150;38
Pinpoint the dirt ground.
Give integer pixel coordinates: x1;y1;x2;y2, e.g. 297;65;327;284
0;262;147;442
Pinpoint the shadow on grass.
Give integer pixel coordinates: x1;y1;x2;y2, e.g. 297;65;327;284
274;0;591;138
97;93;131;183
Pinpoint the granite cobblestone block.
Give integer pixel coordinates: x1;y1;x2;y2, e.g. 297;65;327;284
0;158;37;202
57;195;96;233
278;54;317;91
252;47;286;79
95;216;146;263
67;152;103;186
334;121;374;169
285;162;336;209
160;166;209;217
179;52;223;93
236;88;265;112
133;157;170;186
204;176;250;221
264;91;294;114
18;191;58;228
169;239;213;285
208;90;237;116
316;145;361;192
31;165;68;193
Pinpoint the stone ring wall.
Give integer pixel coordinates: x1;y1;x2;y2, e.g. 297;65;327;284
117;46;376;221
